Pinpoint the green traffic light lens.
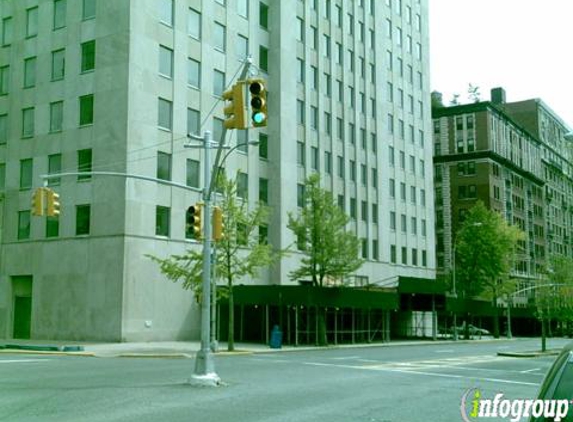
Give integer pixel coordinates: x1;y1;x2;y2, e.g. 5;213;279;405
252;112;266;124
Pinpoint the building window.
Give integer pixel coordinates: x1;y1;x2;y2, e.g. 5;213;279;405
297;100;305;125
401;247;407;265
390;211;396;230
311;147;319;170
81;40;96;73
48;153;61;186
2;17;12;46
157;98;172;130
79;94;94;126
159;45;173;78
412;248;418;266
350;198;357;219
236;34;248;59
20;159;33;190
22;108;35;138
259;2;269;29
0;114;7;144
214;22;226;51
46;216;59;238
389;178;395;198
186;159;200;188
401;213;407;233
23;57;36;88
187;58;201;88
26;7;38;38
237;0;248;17
155;206;170;237
361;201;368;222
259;177;268;204
390;245;397;263
187;108;200;136
54;0;66;30
0;65;9;95
297;184;305;207
49;101;63;133
310;106;318;130
213;70;225;96
18;211;31;240
156;152;171;181
237;172;248;199
77;149;92;181
188;8;201;39
259;133;268;159
296;141;305;166
361;239;368;259
372;203;378;224
51;49;65;80
259;45;269;72
159;0;173;26
372;240;379;260
76;205;91;235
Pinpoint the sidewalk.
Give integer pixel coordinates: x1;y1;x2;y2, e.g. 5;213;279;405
0;336;522;358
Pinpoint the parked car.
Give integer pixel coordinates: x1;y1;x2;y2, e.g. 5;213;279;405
531;342;573;421
447;322;491;337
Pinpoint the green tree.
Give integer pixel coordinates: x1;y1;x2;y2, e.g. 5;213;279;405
148;173;279;351
455;201;524;338
287;174;364;345
467;83;481;103
431;91;445;110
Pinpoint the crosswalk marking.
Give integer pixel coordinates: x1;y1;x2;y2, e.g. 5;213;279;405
0;358;52;364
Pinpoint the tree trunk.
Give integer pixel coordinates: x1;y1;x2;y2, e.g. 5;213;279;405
227;277;234;352
541;316;547;352
492;293;500;339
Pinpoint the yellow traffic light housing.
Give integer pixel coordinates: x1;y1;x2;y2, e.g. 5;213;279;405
222;82;246;130
46;189;61;217
212;206;224;241
187;203;203;239
31;187;46;216
248;78;267;127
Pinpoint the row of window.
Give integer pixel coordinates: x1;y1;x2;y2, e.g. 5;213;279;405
390;245;428;267
388;147;426;174
389;212;428;236
389;179;427;205
17;204;91;240
0;95;94;142
7;150;92;192
0;41;95;95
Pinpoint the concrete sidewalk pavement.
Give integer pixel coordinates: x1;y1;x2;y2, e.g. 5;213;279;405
0;336;525;358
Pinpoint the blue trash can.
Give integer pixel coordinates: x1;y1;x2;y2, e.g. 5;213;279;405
269;325;282;349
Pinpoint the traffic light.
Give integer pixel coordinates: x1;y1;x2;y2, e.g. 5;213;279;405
46;189;61;217
222;82;246;130
212;206;224;241
187;203;203;239
31;187;46;216
248;78;267;127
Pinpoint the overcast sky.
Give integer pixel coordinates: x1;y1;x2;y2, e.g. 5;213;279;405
429;0;573;129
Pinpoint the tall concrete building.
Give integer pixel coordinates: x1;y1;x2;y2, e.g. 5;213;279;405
0;0;434;342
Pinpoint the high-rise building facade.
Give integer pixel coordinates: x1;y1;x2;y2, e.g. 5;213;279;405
0;0;434;341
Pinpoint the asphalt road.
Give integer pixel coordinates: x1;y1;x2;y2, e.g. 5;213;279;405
1;338;570;422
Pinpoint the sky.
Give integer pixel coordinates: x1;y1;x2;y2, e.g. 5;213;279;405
429;0;573;128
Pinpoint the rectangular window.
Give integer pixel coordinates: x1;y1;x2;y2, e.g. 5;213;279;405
50;101;63;133
324;151;332;174
188;8;201;39
54;0;66;30
156;152;171;181
412;248;418;266
187;108;200;136
159;45;173;78
337;155;344;177
24;57;37;88
158;98;172;130
26;7;38;37
0;66;8;95
297;100;305;125
48;153;61;186
79;94;94;126
259;45;269;72
361;201;368;222
213;70;225;96
155;206;170;237
390;211;396;230
296;141;305;166
297;184;305;207
259;133;268;159
159;0;173;26
214;22;226;51
237;172;248;199
18;211;31;240
51;49;65;80
188;58;201;88
78;149;93;181
22;108;35;138
238;0;248;17
372;240;379;260
0;114;6;144
372;203;378;223
350;198;357;219
46;216;59;238
259;178;268;204
311;147;319;170
390;245;397;263
81;40;96;73
422;219;427;236
401;214;407;233
186;159;200;188
389;178;395;198
2;17;12;46
259;2;269;29
402;247;407;265
20;159;33;190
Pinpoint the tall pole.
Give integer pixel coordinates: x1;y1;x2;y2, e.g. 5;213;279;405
191;130;219;385
506;294;512;339
452;243;458;341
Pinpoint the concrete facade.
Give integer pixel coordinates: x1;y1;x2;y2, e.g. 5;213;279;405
0;0;434;341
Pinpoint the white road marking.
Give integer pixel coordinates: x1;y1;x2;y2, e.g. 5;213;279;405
520;368;541;374
329;356;361;360
435;349;454;353
0;359;51;364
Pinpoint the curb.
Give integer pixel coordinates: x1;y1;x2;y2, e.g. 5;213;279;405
497;350;561;358
0;349;95;357
116;353;193;359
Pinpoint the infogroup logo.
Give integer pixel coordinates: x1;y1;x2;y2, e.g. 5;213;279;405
460;388;570;422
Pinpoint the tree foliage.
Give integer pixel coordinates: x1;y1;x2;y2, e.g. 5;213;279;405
147;172;280;350
287;174;363;286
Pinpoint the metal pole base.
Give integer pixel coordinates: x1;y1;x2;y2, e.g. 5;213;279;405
191;349;220;386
